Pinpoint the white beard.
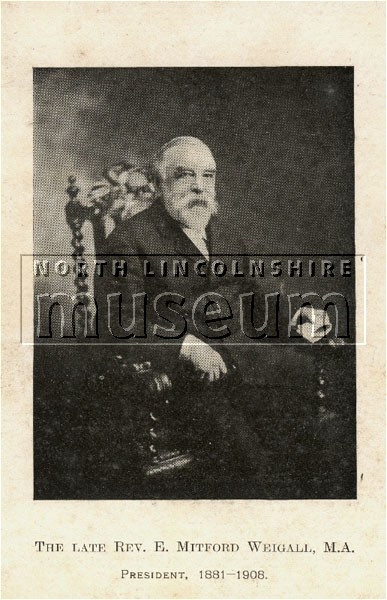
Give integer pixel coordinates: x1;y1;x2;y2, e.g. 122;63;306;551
164;195;218;232
178;204;217;232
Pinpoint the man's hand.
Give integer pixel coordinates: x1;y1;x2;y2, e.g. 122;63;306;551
179;334;227;382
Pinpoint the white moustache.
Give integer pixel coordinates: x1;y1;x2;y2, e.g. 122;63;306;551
187;198;210;209
183;196;217;210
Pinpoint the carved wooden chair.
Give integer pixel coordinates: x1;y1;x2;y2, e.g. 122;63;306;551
64;170;353;498
65;172;194;480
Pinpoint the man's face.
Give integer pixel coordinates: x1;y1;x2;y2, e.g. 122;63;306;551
159;142;217;231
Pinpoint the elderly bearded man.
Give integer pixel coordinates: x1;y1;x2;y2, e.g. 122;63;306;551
100;137;266;497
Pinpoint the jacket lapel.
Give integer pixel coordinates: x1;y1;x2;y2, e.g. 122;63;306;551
152;201;212;259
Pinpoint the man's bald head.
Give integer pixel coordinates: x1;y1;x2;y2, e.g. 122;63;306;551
153;136;216;180
153;137;217;232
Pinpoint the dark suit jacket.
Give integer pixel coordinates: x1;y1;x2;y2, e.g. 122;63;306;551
95;201;274;485
97;200;249;372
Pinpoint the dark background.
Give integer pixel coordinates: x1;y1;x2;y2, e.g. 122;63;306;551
34;67;354;256
33;68;356;500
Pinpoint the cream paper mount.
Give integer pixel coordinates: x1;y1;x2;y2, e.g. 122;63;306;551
2;2;385;599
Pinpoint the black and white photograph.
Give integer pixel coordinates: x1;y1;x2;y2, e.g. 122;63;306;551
3;3;385;599
33;67;357;500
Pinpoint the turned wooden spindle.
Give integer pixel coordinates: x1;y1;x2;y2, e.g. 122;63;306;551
65;175;91;335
